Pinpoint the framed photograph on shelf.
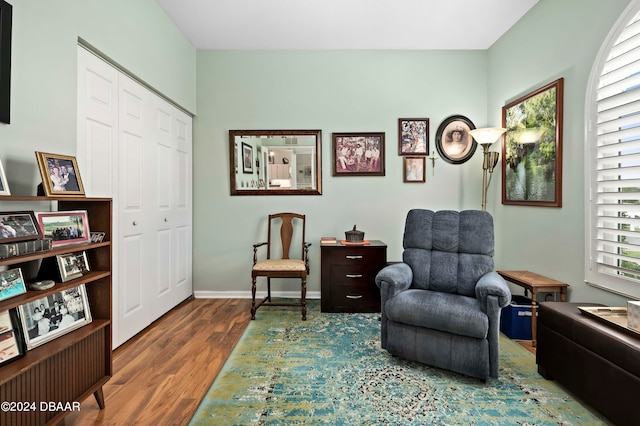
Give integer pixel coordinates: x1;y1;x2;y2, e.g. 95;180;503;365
0;211;42;243
403;157;426;183
56;251;90;283
502;78;564;207
242;142;253;174
18;284;92;350
0;156;10;195
0;268;26;302
398;118;429;155
435;115;477;165
35;210;90;247
332;132;385;176
35;151;85;196
0;309;25;366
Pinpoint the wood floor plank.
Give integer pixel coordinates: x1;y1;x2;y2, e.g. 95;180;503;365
62;298;252;425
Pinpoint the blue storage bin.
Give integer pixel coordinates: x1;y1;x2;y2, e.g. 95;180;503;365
500;295;537;340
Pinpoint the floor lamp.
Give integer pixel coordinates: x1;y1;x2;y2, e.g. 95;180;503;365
469;128;507;211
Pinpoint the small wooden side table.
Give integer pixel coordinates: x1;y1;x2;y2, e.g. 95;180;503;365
497;270;569;347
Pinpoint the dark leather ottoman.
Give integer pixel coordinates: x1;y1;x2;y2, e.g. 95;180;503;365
537;302;640;426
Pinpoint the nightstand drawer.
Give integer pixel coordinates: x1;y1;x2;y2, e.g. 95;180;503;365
325;249;386;266
328;284;380;312
329;265;379;286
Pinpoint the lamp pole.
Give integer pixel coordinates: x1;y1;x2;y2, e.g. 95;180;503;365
469;128;507;212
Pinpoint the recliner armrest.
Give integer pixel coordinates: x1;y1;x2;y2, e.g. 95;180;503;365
475;272;511;311
375;263;412;294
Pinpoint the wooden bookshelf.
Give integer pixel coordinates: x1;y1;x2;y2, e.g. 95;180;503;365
0;196;112;425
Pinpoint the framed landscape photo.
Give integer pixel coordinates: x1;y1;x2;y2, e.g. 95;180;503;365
0;156;10;195
0;268;26;302
0;211;42;243
502;78;564;207
398;118;429;155
403;157;426;183
0;309;25;366
242;142;253;174
332;132;385;176
18;284;92;350
35;151;85;196
35;210;90;247
435;115;477;164
56;251;90;283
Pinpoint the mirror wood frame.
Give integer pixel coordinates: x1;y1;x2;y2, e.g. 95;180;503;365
229;129;323;196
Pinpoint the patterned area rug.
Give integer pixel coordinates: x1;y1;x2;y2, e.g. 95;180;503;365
191;300;609;425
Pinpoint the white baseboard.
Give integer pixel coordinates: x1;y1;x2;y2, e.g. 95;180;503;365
194;290;321;299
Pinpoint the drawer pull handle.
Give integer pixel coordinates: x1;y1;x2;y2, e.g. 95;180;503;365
346;255;363;260
346;274;363;278
346;295;363;299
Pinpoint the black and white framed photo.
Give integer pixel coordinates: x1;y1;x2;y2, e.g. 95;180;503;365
0;156;10;195
0;267;27;303
18;284;92;350
56;251;90;283
435;115;477;164
90;232;105;243
0;211;42;243
0;309;25;366
35;210;90;247
242;142;254;174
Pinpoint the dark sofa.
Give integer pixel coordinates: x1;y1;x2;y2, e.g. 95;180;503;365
536;302;640;426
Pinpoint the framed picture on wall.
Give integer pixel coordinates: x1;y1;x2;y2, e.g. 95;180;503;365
35;152;85;196
332;132;385;176
242;142;253;174
435;115;477;164
502;78;564;207
403;157;426;183
398;118;429;155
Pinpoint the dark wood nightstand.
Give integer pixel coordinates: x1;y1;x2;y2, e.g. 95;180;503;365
320;240;387;313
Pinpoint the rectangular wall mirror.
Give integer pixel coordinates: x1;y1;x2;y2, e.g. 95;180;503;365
229;129;322;196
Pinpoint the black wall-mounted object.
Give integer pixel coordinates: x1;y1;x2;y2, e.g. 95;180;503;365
0;0;12;124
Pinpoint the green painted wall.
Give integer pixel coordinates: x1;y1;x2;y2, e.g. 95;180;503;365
0;0;195;194
194;50;488;294
488;0;632;305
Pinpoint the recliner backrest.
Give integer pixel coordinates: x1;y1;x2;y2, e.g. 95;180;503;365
402;209;494;297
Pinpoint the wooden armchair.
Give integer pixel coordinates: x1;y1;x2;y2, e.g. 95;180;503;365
251;212;311;320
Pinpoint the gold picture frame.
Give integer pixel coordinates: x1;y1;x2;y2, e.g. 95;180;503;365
35;151;85;196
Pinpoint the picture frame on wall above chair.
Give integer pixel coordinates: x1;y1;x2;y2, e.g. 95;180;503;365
332;132;385;176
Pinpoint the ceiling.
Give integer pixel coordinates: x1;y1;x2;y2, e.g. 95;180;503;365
155;0;539;50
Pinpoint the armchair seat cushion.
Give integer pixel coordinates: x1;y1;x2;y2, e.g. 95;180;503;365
253;259;306;272
385;289;488;339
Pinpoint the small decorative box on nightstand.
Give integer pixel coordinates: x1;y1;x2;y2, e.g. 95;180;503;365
320;240;387;313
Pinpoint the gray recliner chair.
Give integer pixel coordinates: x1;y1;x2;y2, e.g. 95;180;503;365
375;209;510;379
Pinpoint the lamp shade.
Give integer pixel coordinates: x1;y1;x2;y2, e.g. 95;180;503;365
469;127;507;144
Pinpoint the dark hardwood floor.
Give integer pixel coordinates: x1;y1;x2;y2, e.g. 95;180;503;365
62;298;252;426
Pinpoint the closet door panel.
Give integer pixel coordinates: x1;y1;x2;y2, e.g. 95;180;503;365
78;51;118;197
119;235;150;343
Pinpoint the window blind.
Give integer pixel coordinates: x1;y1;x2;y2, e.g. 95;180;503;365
595;9;640;284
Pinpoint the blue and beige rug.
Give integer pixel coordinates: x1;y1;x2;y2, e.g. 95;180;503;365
191;300;609;425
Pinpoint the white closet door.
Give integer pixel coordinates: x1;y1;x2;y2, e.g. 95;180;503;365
77;46;193;348
117;74;157;343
